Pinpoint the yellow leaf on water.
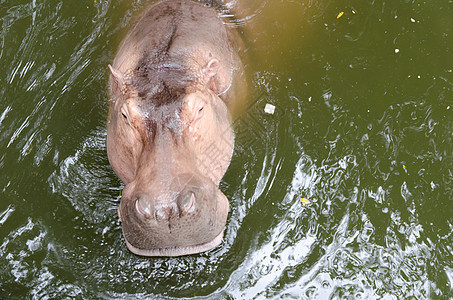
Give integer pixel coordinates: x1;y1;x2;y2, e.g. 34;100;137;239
300;198;310;206
337;12;344;19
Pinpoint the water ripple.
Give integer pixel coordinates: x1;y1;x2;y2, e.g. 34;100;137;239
48;127;117;224
0;204;15;227
0;0;452;298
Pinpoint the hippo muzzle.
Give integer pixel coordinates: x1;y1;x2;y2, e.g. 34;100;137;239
118;173;229;257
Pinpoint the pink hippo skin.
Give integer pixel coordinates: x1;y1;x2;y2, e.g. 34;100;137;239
107;0;245;256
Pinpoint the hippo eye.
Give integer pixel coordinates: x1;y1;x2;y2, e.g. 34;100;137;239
192;106;204;124
121;111;131;126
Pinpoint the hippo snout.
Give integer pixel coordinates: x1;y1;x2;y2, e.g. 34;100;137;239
119;174;229;257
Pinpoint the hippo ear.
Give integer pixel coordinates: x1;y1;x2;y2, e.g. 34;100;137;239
202;59;220;91
108;64;125;95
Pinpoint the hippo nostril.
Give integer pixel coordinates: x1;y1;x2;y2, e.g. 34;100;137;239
177;191;195;215
135;199;144;216
136;198;151;217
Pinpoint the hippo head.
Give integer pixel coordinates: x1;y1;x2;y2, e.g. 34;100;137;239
107;57;233;256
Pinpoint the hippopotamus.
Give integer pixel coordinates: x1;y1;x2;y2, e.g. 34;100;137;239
107;0;245;256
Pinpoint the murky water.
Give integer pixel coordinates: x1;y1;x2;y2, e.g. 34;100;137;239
1;0;452;298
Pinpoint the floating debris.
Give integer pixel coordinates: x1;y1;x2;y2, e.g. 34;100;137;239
410;18;416;23
264;103;276;114
300;198;311;206
337;11;344;19
395;48;400;53
352;8;358;14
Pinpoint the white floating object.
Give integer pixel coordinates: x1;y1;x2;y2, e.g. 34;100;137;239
395;48;400;53
411;18;416;23
264;103;276;114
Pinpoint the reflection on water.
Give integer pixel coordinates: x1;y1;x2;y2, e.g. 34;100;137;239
1;0;452;298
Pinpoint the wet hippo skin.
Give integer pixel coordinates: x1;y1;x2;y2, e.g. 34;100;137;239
107;0;245;256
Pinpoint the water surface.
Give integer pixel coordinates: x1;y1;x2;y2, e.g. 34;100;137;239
0;0;452;298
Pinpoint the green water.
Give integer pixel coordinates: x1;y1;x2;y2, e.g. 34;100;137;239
1;0;452;298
